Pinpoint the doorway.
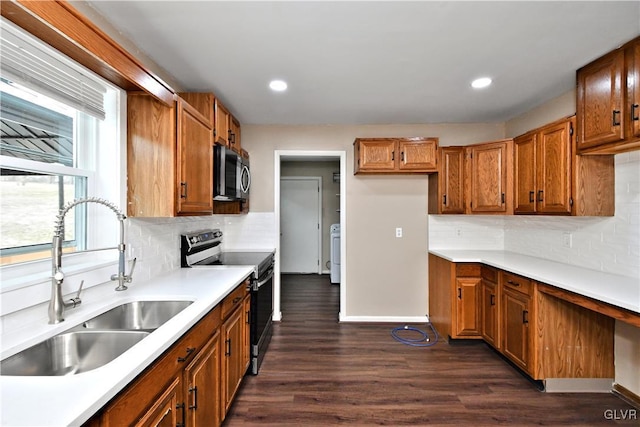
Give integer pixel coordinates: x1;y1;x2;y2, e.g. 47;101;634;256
280;177;322;274
274;150;346;322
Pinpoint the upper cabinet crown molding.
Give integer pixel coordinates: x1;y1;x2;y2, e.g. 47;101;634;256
353;137;438;174
577;36;640;154
1;0;176;106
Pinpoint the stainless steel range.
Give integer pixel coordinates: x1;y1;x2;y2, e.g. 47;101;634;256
180;229;274;375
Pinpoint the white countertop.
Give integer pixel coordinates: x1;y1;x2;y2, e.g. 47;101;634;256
429;249;640;314
0;266;254;427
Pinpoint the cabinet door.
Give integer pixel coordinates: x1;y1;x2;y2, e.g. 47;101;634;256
214;99;231;146
537;119;572;214
243;293;251;372
440;147;465;213
230;116;241;152
481;279;499;348
135;376;182;427
514;132;537;214
177;100;214;214
184;332;221;427
355;139;396;172
632;40;640;138
501;289;530;372
469;141;509;213
454;277;481;337
397;139;437;172
222;307;244;417
577;48;625;149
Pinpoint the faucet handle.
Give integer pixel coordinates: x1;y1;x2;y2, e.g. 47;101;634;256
126;258;137;283
68;280;84;308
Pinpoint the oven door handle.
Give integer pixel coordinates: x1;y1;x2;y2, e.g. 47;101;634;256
255;268;274;289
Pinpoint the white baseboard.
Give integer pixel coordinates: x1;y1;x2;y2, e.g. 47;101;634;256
321;269;330;275
339;315;430;323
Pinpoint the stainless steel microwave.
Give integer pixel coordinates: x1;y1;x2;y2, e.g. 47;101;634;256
214;145;250;201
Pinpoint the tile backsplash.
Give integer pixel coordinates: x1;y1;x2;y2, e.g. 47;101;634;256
429;152;640;279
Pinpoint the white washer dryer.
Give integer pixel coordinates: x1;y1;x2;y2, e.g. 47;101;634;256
330;223;340;284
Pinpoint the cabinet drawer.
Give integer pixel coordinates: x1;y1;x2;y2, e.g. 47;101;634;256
222;282;248;320
481;265;498;283
456;263;481;277
501;271;532;296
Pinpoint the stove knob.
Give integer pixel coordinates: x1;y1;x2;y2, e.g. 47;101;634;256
190;236;199;244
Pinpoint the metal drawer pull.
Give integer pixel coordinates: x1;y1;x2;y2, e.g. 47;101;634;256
177;402;185;427
523;310;529;325
443;194;447;205
225;338;231;356
180;182;188;199
189;386;198;410
391;151;395;161
490;294;495;306
401;151;405;163
537;190;543;202
177;347;195;362
233;296;242;304
457;288;462;299
529;191;535;203
506;280;520;287
633;104;640;121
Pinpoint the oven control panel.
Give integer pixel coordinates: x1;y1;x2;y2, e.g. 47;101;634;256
182;229;222;249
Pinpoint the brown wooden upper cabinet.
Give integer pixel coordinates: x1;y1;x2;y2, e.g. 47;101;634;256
428;146;465;214
514;116;614;217
577;36;640;154
514;117;572;215
229;116;241;152
214;99;231;147
353;137;438;174
467;139;513;214
127;93;213;217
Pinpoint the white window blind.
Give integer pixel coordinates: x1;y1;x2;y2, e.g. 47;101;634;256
0;18;106;120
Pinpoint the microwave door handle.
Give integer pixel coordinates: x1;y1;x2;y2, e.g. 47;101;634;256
241;165;251;193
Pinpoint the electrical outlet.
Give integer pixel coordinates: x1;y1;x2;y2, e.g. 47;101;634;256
562;232;572;248
395;227;403;238
456;229;462;237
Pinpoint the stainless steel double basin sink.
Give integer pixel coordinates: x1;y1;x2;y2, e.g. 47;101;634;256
0;300;193;376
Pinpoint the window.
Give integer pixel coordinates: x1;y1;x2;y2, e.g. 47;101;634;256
0;18;124;269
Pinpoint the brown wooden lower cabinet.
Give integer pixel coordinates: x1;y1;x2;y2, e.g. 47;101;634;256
87;281;250;427
429;254;615;382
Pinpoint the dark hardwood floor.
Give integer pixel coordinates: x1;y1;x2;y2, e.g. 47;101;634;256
224;274;637;426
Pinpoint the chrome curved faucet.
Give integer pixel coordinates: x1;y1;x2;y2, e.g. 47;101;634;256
49;197;136;324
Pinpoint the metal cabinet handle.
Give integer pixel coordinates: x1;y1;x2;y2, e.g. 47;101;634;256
523;310;529;325
177;347;195;362
176;402;185;427
225;338;231;356
457;288;462;299
613;110;621;126
180;182;188;199
506;280;521;287
233;296;242;304
529;191;535;203
537;190;544;202
401;151;405;163
501;193;505;204
490;294;495;306
391;151;395;161
188;386;198;410
443;194;447;205
246;309;251;324
632;104;639;122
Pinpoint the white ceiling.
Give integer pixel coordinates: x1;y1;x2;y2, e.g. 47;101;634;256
85;1;640;126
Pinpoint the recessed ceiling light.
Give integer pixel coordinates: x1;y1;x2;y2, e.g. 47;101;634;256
471;77;492;89
269;80;287;92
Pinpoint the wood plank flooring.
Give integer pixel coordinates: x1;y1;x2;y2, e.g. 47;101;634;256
223;274;637;426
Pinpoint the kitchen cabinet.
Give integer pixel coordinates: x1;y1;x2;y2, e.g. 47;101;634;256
179;92;214;129
429;253;615;382
230;115;241;153
514;116;614;216
127;93;213;217
514;117;572;215
500;271;533;373
577;36;640;154
353;137;438;174
428;146;465;214
480;266;499;349
96;304;222;426
221;284;249;420
467;139;513;214
214;99;231;147
184;332;222;427
427;254;482;340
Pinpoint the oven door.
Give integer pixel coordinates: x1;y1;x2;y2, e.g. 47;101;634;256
250;266;273;375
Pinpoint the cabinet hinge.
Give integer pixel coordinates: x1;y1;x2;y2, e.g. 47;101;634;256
213;128;217;137
569;124;574;136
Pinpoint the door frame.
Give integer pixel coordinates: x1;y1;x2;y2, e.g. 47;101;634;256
279;176;322;274
274;150;346;322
